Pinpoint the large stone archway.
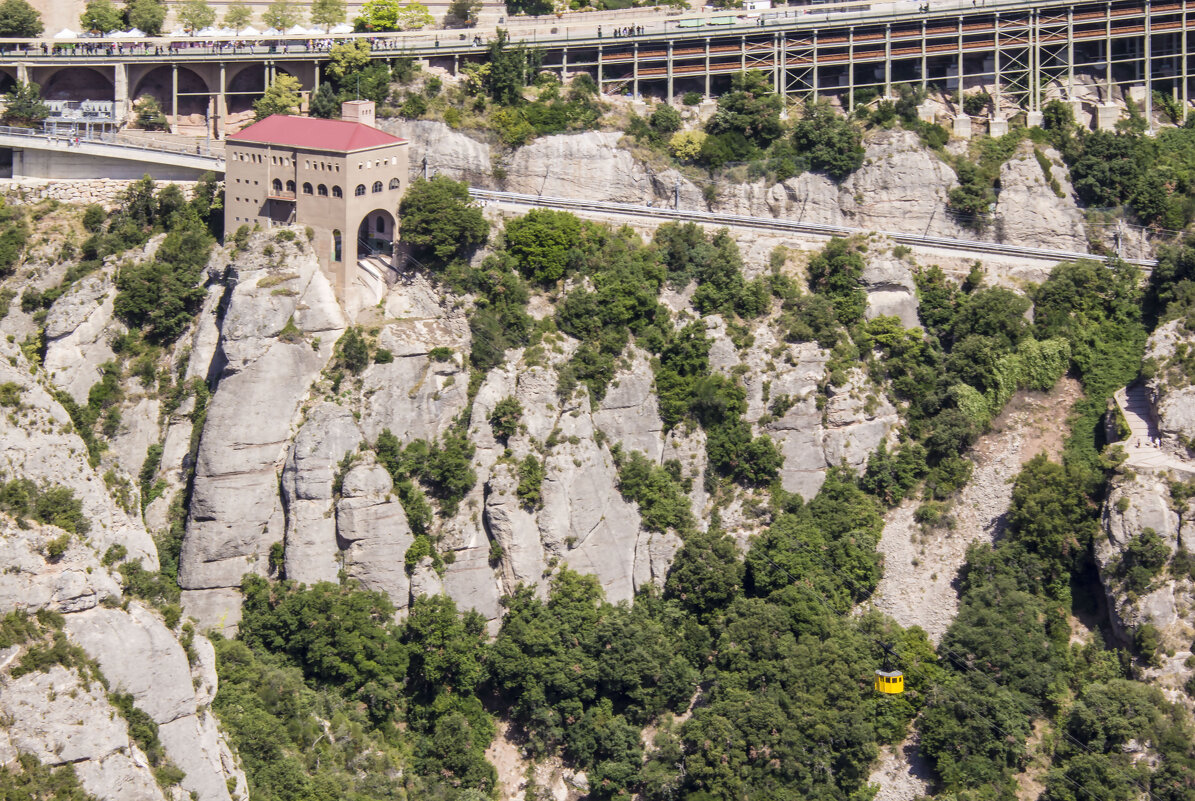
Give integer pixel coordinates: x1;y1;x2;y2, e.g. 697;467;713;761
40;66;114;101
356;207;397;259
132;65;210;131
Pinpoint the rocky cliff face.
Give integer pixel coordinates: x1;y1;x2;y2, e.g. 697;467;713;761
1099;319;1195;701
0;298;245;800
179;234;346;631
386;121;1090;250
149;224;903;631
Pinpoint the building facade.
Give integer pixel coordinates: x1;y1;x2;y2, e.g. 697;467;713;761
223;100;408;296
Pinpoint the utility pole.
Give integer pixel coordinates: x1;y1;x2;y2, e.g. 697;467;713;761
674;178;680;210
422;156;428;180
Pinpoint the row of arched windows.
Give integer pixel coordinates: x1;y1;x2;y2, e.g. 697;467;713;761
272;179;400;198
353;178;401;196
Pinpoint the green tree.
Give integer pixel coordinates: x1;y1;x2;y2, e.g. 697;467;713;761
0;0;42;37
665;527;742;616
649;103;682;136
398;176;490;266
310;0;345;29
705;70;784;149
325;38;371;85
356;0;430;29
125;0;166;34
80;0;123;32
177;0;215;31
1;81;48;127
355;0;400;28
503;208;583;284
444;0;481;27
489;396;522;442
1006;454;1095;588
133;95;167;130
806;236;866;324
253;74;302;120
261;0;298;29
307;81;340;118
114;218;213;344
485;29;533;105
792;98;865;181
221;0;252;27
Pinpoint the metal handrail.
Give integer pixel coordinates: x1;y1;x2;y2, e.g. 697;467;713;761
0;123;224;160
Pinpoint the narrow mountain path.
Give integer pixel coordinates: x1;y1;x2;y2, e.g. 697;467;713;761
1114;383;1192;472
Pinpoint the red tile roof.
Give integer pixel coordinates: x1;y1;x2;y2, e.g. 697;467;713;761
229;115;405;152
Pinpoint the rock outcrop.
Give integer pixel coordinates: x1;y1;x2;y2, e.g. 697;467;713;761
994;144;1087;252
179;233;346;631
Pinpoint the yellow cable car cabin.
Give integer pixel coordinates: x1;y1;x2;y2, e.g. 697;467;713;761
874;670;904;694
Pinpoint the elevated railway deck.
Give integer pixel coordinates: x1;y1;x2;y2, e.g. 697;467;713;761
0;0;1183;136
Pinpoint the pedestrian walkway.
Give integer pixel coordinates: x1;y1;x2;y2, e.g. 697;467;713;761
1114;383;1194;474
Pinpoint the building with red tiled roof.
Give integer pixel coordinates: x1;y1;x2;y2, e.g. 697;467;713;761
223;100;409;296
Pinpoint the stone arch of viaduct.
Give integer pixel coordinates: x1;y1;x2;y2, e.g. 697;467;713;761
19;60;317;138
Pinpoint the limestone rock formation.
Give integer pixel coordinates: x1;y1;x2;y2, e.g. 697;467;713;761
862;246;920;329
179;234;346;631
64;603;242;801
42;269;118;405
383;119;494;186
337;458;415;605
0;665;167;801
505;131;656;202
0;339;158;568
282;403;364;585
1145;319;1195;456
994;145;1088;252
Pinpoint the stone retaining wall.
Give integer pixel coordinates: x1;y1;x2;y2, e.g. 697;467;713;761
0;178;206;208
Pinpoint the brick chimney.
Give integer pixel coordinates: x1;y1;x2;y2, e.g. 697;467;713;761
341;99;376;127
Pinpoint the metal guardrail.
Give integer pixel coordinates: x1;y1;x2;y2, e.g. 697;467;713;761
0;123;224;162
0;0;1146;60
468;188;1158;269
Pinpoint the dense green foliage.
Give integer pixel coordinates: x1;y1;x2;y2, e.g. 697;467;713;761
399;176;489;267
1;80;48;126
221;578;495;800
792;98;866;181
611;446;693;533
0;477;89;535
0;753;94;800
0;0;42;37
502;208;584;283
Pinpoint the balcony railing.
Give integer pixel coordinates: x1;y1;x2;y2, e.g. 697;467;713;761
268;189;296;200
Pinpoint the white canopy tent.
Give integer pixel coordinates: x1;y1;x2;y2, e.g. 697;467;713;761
53;27;78;38
329;22;354;33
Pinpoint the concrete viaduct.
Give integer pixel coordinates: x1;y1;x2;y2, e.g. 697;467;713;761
0;0;1185;140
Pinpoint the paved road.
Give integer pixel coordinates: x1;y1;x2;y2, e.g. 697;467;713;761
469;188;1157;270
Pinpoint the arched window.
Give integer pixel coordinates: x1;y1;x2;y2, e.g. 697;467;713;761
372;181;383;193
376;216;386;233
302;182;313;195
317;184;328;196
285;180;295;193
332;229;342;262
389;177;400;190
355;184;366;196
332;185;343;198
271;178;282;192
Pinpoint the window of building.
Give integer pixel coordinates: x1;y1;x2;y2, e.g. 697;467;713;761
355;184;366;196
318;184;328;196
333;229;342;262
389;177;400;190
332;186;343;198
286;180;296;193
376;216;386;233
303;182;313;194
372;181;383;193
272;178;282;192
